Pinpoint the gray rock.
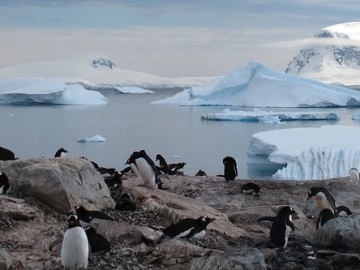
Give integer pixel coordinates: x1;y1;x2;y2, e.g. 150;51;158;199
313;215;360;249
0;195;38;220
189;247;266;270
0;249;13;270
0;158;115;213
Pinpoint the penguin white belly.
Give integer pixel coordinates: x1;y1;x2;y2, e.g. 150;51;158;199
61;227;89;269
315;193;334;214
283;224;291;248
192;230;206;239
174;227;193;239
130;163;141;178
135;158;157;189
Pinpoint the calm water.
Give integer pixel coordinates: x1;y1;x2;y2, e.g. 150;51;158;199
1;89;360;179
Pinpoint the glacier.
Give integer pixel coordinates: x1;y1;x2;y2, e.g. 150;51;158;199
0;77;109;105
248;125;360;180
114;86;154;94
201;108;339;123
153;62;360;108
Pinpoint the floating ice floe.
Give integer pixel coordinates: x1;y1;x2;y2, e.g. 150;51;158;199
77;135;106;142
248;125;360;180
201;108;339;123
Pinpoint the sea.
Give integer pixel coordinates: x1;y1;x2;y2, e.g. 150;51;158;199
1;89;360;179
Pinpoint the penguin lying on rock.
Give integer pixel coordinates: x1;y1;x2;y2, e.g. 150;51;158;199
75;206;114;227
152;216;215;240
241;182;262;197
115;193;137;211
85;226;111;252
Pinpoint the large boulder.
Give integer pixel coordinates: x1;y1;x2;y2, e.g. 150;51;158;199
313;215;360;249
0;158;114;213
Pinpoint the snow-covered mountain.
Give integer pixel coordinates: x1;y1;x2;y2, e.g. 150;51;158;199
0;57;215;90
285;22;360;87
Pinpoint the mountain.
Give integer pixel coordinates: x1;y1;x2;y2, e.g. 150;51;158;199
0;57;215;90
285;22;360;88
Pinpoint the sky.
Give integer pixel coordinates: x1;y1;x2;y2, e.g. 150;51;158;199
0;1;360;77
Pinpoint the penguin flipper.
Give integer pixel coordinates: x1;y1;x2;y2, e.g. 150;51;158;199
336;205;352;216
286;220;295;232
257;216;276;223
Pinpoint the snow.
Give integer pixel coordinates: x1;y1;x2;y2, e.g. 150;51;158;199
0;77;109;105
114;86;154;94
248;125;360;180
201;108;339;123
153;62;360;108
77;135;106;142
317;22;360;40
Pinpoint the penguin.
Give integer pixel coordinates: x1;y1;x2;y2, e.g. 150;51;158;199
61;215;89;269
125;150;162;189
161;216;215;239
270;206;297;249
349;168;360;182
169;162;187;173
104;170;122;188
54;148;68;158
0;172;10;194
156;154;176;175
115;193;136;211
316;209;334;230
85;226;111;252
241;182;261;197
75;206;114;227
195;170;207;177
0;146;17;161
222;156;238;182
307;187;337;215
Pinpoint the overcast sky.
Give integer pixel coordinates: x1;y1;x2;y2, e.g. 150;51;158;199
0;0;359;77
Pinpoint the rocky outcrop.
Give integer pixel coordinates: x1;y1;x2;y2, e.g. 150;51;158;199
0;158;115;213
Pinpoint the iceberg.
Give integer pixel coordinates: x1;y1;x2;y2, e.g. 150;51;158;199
0;77;109;105
201;108;339;123
114;86;154;94
248;125;360;180
77;135;106;142
153;62;360;108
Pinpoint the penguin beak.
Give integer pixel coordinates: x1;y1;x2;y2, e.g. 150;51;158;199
208;218;216;223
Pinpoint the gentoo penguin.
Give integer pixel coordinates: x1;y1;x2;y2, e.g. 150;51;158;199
161;216;215;239
270;206;297;249
195;170;208;177
104;170;122;188
85;226;111;252
115;193;136;211
222;156;238;181
316;209;334;230
307;187;337;215
0;146;17;161
349;168;360;182
0;172;10;194
125;150;162;189
156;154;176;175
54;148;68;158
75;206;114;226
241;182;261;197
61;215;89;269
169;162;187;173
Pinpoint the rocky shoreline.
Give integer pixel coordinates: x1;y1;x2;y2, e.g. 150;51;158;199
1;158;360;269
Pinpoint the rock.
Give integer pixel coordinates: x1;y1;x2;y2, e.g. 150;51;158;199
90;219;144;246
0;249;13;270
122;185;246;239
189;247;266;270
0;195;38;220
0;158;115;213
313;215;360;249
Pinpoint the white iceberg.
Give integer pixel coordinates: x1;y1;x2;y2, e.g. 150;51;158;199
201;108;339;122
77;135;106;142
0;77;109;105
153;62;360;108
248;125;360;180
114;86;154;94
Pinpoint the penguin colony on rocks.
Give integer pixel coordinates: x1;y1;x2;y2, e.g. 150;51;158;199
0;145;358;266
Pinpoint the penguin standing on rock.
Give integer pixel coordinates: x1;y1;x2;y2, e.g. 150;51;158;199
125;150;162;189
160;216;215;239
0;172;10;194
61;215;89;269
221;156;238;182
75;206;114;227
54;148;68;158
270;206;297;249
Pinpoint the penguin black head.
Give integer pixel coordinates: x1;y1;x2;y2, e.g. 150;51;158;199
307;186;336;213
307;187;331;200
196;216;216;227
84;226;97;236
67;215;81;228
